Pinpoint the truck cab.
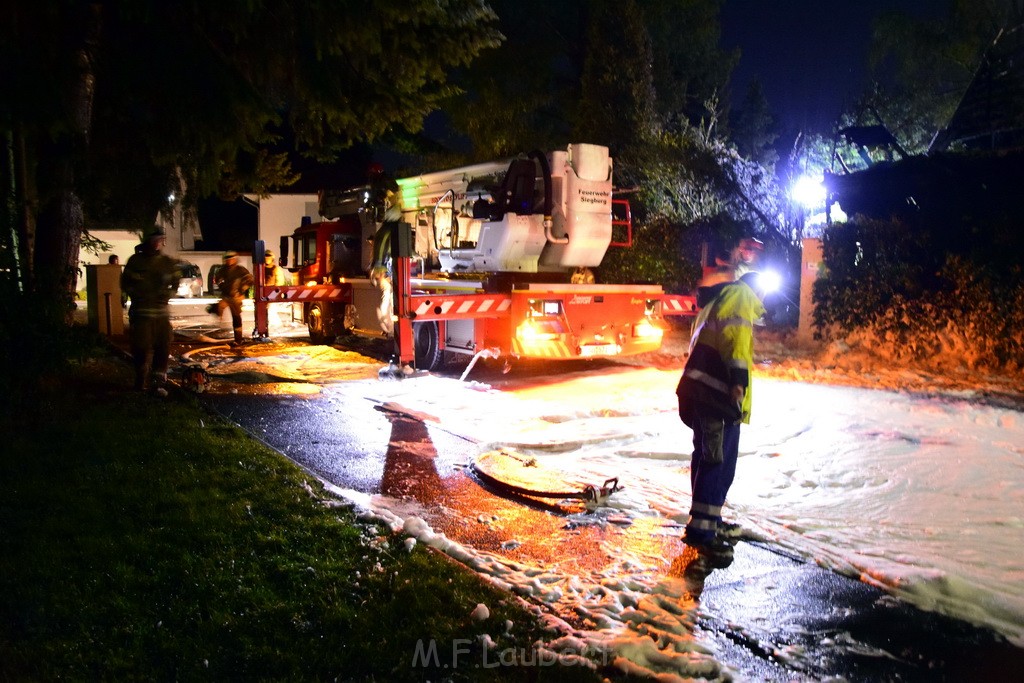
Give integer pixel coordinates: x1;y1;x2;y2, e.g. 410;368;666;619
286;216;364;286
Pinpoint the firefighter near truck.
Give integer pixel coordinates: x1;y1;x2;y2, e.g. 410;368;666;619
252;143;697;372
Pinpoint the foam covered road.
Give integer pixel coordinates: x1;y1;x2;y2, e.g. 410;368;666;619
203;385;1020;682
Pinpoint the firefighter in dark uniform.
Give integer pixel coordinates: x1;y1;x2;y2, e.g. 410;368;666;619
214;251;254;345
121;227;179;392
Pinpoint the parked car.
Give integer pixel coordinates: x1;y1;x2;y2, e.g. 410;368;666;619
207;261;255;297
207;263;224;296
176;262;204;298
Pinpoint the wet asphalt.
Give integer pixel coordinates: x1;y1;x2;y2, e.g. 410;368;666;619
198;363;1021;682
112;299;1021;681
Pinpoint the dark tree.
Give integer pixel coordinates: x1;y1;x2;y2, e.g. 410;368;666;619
644;0;736;127
1;0;502;315
730;79;778;166
866;0;1024;152
575;0;658;155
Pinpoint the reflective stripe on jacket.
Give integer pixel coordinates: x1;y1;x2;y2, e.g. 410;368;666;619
677;279;765;425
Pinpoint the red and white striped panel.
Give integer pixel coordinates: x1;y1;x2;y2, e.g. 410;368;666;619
263;285;350;302
660;294;698;316
411;294;512;321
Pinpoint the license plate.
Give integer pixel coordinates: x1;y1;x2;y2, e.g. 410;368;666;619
579;344;619;357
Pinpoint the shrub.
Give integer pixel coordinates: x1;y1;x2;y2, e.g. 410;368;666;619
813;216;1024;372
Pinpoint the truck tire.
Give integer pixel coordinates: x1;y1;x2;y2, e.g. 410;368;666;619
413;321;443;370
307;303;336;345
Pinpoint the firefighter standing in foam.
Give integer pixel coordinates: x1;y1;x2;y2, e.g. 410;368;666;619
676;272;766;551
262;249;290;334
121;228;179;391
263;249;289;286
214;251;254;345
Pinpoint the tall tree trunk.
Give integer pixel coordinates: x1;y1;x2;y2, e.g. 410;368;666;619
32;3;101;320
1;130;26;299
13;127;34;294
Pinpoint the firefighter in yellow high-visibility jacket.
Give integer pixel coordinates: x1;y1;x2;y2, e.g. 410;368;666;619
675;271;767;566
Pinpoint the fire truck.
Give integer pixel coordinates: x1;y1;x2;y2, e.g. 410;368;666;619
252;143;696;370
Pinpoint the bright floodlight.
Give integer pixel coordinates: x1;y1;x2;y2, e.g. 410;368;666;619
791;175;826;210
757;269;782;294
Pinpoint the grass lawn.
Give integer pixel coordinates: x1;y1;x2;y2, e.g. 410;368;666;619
0;351;603;681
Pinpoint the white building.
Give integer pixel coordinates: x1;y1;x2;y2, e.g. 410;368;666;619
82;193;323;295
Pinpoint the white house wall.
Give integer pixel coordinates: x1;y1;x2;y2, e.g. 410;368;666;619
78;194;323;291
80;230;143;269
253;194;321;262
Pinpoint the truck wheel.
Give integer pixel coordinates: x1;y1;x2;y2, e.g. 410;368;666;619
307;303;335;345
413;321;443;370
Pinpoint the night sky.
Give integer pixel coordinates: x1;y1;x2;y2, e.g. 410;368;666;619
721;0;944;136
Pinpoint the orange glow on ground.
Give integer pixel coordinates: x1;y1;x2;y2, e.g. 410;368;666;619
507;366;679;409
